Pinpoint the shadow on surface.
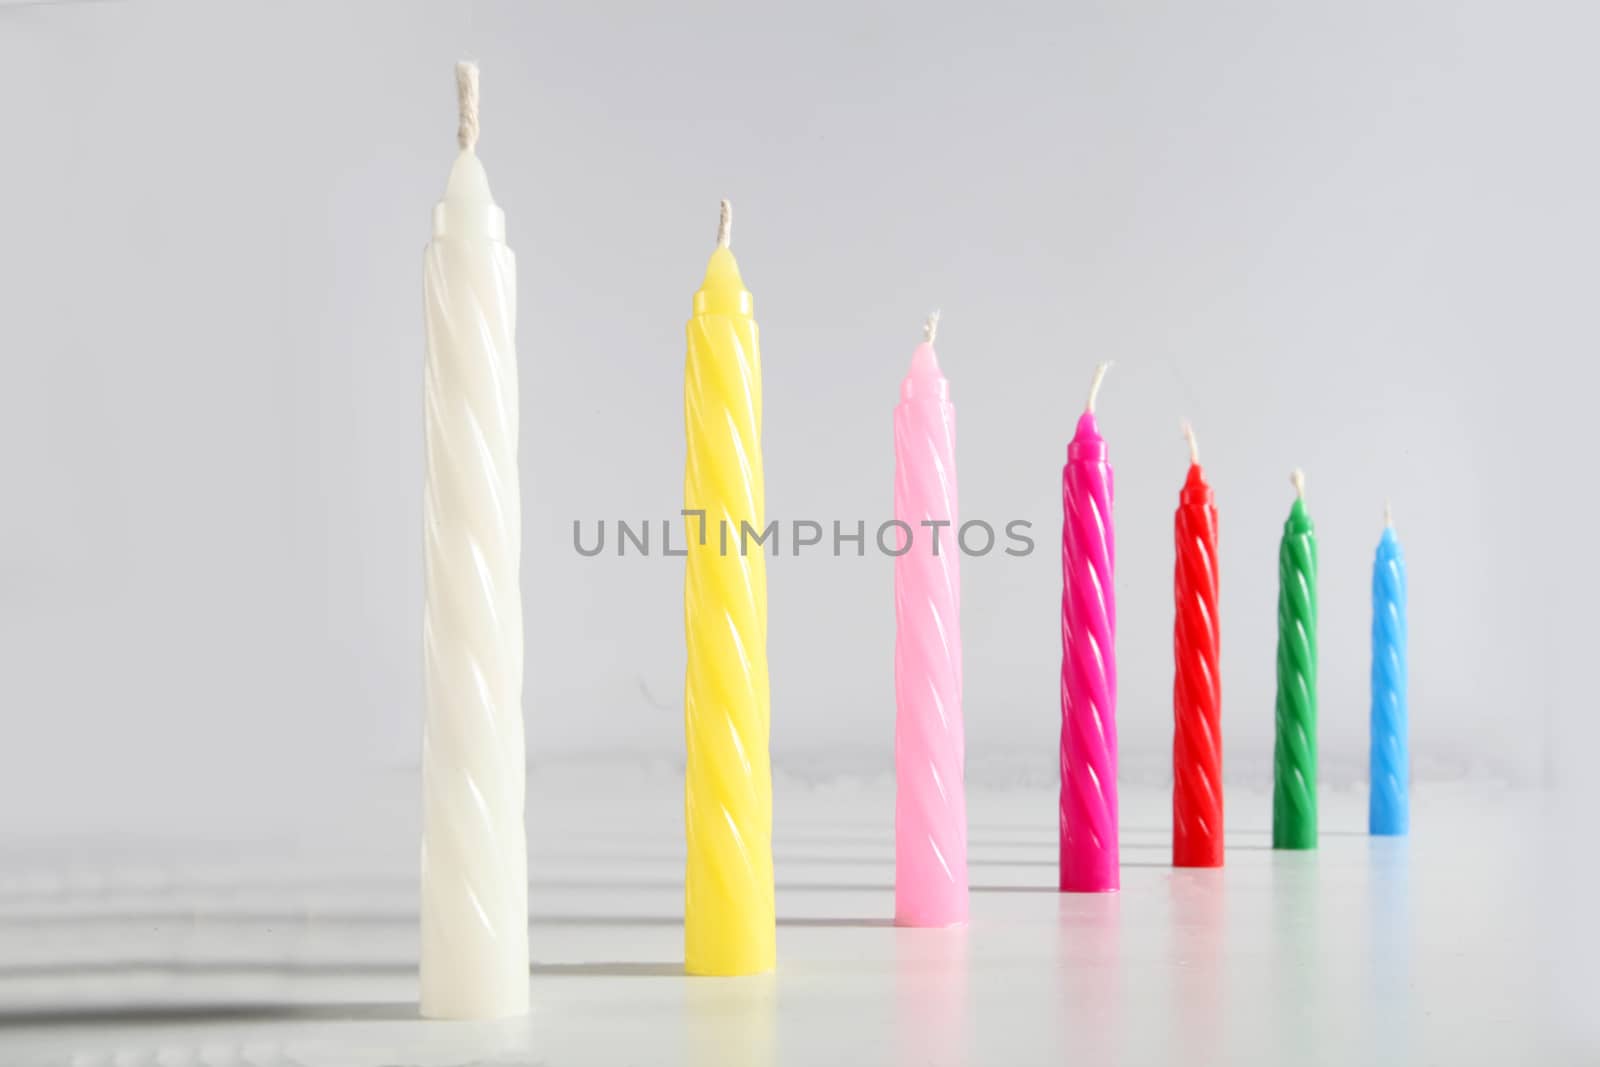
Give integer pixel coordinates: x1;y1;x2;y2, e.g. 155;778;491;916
535;914;676;927
539;879;893;894
0;959;410;980
970;884;1056;894
536;914;895;929
773;855;891;866
971;861;1167;872
778;883;893;893
0;1000;413;1029
0;955;687;987
533;961;682;977
968;857;1053;868
0;910;415;927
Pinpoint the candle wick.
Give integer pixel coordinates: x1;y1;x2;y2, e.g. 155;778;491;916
923;309;941;345
1085;361;1112;414
717;199;732;248
1291;468;1306;501
456;61;480;152
1182;419;1199;464
1385;498;1394;527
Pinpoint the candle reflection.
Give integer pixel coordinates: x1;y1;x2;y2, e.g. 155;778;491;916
1169;870;1227;1065
894;925;970;1067
1268;853;1321;1060
1368;838;1413;1061
1055;892;1122;1063
684;973;776;1067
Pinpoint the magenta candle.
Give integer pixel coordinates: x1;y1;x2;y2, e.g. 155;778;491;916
1059;364;1119;893
893;313;968;927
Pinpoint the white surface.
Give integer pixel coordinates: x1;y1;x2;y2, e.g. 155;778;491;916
0;775;1581;1065
1;2;1595;837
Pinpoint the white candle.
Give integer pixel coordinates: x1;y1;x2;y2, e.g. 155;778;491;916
419;61;528;1020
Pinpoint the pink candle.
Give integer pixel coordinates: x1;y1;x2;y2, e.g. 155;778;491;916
1060;363;1119;893
893;312;968;927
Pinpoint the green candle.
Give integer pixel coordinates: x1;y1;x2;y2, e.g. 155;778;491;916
1273;469;1318;849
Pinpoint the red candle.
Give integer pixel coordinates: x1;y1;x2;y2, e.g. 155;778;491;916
1172;422;1223;868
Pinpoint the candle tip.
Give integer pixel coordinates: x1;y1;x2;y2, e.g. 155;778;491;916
1085;361;1112;414
716;200;732;248
923;310;941;344
1182;419;1199;464
455;61;480;152
1291;468;1306;500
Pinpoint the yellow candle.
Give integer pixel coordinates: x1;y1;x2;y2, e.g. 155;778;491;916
683;200;774;976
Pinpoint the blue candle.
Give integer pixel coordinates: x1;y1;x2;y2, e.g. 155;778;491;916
1369;506;1409;835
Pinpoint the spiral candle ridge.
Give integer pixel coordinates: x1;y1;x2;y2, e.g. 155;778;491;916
893;345;967;927
1060;413;1119;893
683;251;774;976
1272;498;1318;850
1173;466;1223;868
420;235;528;1019
1369;526;1408;835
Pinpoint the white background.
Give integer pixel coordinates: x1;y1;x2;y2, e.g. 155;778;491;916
1;0;1594;839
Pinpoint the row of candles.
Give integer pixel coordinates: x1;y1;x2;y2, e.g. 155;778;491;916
417;66;1411;1018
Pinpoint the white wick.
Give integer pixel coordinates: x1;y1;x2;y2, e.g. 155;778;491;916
1291;468;1306;500
1085;361;1112;414
1385;499;1394;527
456;61;480;152
1182;419;1199;464
924;310;941;344
716;199;732;248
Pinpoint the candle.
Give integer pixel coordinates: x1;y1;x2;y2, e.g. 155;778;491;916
419;63;528;1019
1369;504;1409;835
1272;469;1319;850
1172;423;1223;868
1060;364;1119;893
894;312;968;927
683;201;775;976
